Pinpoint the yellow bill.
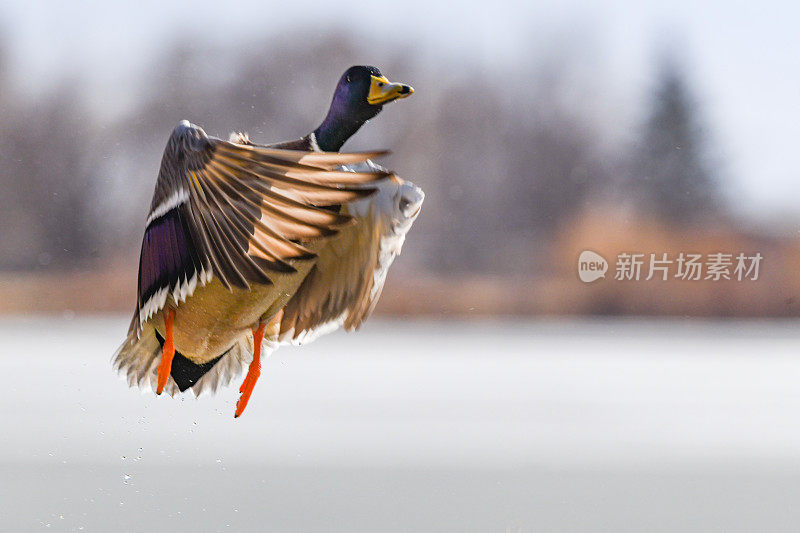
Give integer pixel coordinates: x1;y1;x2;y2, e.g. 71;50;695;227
367;75;414;105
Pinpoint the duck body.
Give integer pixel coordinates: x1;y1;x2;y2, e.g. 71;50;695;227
148;250;317;364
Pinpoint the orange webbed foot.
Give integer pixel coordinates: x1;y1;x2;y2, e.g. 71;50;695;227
235;322;266;418
156;308;176;395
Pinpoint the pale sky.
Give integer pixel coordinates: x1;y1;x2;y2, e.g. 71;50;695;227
2;0;799;222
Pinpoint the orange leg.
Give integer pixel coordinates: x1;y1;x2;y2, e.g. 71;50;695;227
235;322;266;418
156;308;176;395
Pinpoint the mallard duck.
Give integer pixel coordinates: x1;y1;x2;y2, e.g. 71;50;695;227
114;66;418;417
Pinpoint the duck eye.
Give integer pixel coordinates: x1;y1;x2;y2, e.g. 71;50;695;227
346;75;351;83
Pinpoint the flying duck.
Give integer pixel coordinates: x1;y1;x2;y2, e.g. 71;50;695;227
114;66;418;417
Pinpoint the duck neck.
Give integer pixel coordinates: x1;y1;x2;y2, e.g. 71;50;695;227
313;110;367;152
312;115;366;152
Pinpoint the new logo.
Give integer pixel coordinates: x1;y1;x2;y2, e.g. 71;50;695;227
578;250;608;283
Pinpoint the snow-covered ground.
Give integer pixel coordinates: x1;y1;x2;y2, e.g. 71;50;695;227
2;317;800;531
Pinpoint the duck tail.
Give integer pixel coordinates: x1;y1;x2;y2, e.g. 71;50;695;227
112;323;165;395
112;324;279;398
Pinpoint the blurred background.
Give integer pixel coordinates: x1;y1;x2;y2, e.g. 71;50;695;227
2;1;800;531
1;0;799;317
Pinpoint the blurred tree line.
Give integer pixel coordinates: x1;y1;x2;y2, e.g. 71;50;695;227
0;31;722;276
627;54;719;226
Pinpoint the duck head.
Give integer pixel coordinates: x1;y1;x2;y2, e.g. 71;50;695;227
313;65;414;152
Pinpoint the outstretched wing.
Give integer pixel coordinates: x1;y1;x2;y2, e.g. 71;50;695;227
131;120;389;336
278;174;421;344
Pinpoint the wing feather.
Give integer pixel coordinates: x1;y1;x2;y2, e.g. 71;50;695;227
278;175;418;343
219;143;390;169
204;165;340;240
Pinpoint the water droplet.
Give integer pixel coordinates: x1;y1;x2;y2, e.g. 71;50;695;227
122;474;131;485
